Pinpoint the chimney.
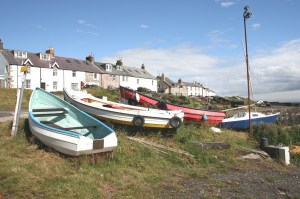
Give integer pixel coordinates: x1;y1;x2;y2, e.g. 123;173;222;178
46;47;55;57
0;38;3;50
178;78;182;84
86;54;94;63
141;63;145;70
161;73;165;81
116;59;123;66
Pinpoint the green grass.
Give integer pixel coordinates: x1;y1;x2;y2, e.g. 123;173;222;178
0;118;258;198
0;87;298;198
0;88;32;111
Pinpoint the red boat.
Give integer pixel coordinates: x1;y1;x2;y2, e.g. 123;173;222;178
119;86;225;125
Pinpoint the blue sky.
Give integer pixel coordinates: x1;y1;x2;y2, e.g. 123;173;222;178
1;0;300;102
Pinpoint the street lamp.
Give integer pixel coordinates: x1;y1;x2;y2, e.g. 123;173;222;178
243;6;253;139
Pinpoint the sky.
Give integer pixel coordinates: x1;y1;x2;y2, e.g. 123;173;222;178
1;0;300;102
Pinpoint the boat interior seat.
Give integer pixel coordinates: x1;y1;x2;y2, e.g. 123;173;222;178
32;108;67;117
40;120;97;132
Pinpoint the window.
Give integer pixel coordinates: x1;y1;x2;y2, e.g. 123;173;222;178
137;79;139;84
72;71;76;77
25;80;31;88
93;73;97;80
14;51;27;58
116;65;122;71
152;80;154;85
110;74;115;80
106;64;112;71
40;53;50;60
26;66;31;74
71;83;78;90
53;68;57;76
53;81;58;90
122;76;128;82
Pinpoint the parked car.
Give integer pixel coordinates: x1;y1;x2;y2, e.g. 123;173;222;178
82;84;99;89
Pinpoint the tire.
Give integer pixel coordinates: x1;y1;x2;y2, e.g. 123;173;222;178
132;115;145;127
169;116;182;128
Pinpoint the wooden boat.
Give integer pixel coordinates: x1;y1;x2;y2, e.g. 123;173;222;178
119;86;225;125
63;88;184;129
221;112;280;130
28;88;117;156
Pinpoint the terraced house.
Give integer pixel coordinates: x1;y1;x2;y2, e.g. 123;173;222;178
0;39;157;92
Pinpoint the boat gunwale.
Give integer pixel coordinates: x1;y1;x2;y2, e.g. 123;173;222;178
120;86;225;115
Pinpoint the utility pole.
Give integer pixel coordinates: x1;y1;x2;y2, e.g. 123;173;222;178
243;6;253;139
11;65;27;136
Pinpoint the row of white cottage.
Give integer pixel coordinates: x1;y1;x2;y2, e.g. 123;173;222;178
0;39;216;97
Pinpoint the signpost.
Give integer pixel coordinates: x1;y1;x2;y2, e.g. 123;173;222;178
11;65;27;136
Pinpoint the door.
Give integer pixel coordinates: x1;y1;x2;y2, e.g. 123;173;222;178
40;82;46;90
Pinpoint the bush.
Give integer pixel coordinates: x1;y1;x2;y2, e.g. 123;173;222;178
253;123;300;147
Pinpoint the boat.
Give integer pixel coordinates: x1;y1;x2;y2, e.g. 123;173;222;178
221;112;280;129
28;87;117;156
119;86;225;125
63;88;184;129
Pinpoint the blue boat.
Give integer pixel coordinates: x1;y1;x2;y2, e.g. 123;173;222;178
221;112;280;130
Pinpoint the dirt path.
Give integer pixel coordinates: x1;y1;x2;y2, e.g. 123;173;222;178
162;159;300;198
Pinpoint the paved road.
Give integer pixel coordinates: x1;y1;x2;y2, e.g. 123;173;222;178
0;111;28;122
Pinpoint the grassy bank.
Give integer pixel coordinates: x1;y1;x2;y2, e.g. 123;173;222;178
1;87;299;198
0;118;257;198
0;88;32;111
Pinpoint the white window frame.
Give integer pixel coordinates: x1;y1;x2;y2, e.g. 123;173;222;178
25;80;31;88
53;81;58;90
40;53;50;60
14;51;27;58
71;83;78;90
26;66;31;74
53;68;57;76
106;64;112;71
72;71;76;77
93;73;97;80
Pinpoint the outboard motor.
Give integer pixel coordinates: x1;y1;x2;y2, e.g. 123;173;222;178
157;100;168;110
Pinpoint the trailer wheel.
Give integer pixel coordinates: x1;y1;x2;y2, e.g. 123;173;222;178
169;116;182;128
132;116;144;127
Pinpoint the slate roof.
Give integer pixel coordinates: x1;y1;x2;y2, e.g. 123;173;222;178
182;81;201;87
123;66;155;79
0;50;19;65
0;48;155;78
93;62;125;75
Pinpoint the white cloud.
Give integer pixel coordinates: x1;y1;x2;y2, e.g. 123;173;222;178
78;19;98;29
99;39;300;102
221;1;235;8
140;24;150;29
76;29;99;36
251;23;261;30
215;0;236;8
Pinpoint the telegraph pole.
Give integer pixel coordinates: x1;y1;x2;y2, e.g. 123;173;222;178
243;6;253;139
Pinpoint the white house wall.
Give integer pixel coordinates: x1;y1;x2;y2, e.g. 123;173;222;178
120;75;157;92
9;65;85;91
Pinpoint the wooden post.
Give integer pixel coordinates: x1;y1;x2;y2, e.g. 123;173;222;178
11;65;27;136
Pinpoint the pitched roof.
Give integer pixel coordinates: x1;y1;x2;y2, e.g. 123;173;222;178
182;81;201;87
1;48;155;78
123;66;155;79
0;49;101;73
0;50;19;65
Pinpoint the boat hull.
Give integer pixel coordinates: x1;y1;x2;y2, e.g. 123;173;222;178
29;88;117;156
63;88;184;129
221;112;280;129
119;86;225;125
